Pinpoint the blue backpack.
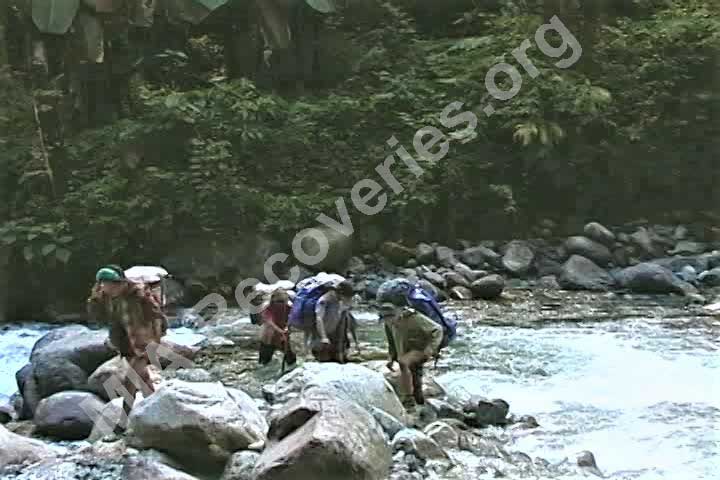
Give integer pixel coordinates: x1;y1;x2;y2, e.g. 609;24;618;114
288;282;331;329
406;285;458;350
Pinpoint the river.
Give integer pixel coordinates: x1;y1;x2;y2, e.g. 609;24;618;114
1;298;718;480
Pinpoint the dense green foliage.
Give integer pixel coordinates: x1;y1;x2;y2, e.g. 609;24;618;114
1;0;718;313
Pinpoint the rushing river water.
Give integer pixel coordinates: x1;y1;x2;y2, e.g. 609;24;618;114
1;305;718;480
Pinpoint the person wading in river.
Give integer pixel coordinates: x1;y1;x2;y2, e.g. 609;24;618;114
258;288;296;367
380;301;443;409
87;266;167;427
311;280;357;363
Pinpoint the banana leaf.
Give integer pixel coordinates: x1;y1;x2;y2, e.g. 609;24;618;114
304;0;338;13
82;0;124;13
72;10;104;62
161;0;229;25
255;0;291;49
32;0;80;34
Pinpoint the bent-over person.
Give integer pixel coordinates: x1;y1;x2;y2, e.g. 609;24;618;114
87;266;167;427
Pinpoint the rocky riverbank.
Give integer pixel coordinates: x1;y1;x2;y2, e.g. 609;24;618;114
1;282;718;479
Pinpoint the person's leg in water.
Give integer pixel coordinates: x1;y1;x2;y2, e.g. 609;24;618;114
258;343;276;365
412;364;425;405
398;350;427;408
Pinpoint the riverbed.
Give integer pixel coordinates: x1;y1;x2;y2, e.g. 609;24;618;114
1;292;718;480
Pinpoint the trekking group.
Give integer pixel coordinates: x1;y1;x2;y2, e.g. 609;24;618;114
87;265;459;419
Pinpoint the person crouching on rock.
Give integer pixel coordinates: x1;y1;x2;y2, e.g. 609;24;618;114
87;266;168;427
312;280;355;363
258;288;296;367
380;301;443;410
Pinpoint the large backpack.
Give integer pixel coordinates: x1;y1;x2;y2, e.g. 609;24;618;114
406;285;458;350
288;282;331;329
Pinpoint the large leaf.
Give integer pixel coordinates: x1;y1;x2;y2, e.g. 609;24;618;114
305;0;338;13
32;0;80;34
255;0;291;49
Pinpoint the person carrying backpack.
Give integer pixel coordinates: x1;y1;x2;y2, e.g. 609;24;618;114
257;288;296;367
87;266;167;428
379;301;443;409
311;280;356;363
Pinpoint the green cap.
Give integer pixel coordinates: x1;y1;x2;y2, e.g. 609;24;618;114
96;267;123;282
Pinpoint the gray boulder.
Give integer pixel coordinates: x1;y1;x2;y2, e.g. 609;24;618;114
460;246;499;269
415;243;435;265
0;394;13;424
269;362;405;420
651;255;710;274
0;424;61;469
34;391;105;440
221;451;260;480
421;270;446;289
699;268;720;287
629;227;658;257
502;241;535;276
470;275;505;300
564;236;613;267
254;395;391;480
435;246;458;267
669;241;706;256
558;255;615;291
127;380;268;470
583;222;615;246
615;263;690;294
17;325;115;418
423;421;460;450
381;242;416;266
453;262;479;282
449;286;473;300
465;398;510;427
87;356;129;401
442;271;470;289
121;457;201;480
392;428;448;461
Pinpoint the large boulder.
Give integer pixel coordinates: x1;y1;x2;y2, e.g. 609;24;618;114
127;380;268;470
0;424;61;469
461;246;500;269
442;271;470;289
162;234;283;295
470;275;505;300
583;222;615;246
392;428;448;461
376;278;412;305
253;394;391;480
87;356;129;401
17;326;115;418
435;246;457;267
558;255;616;291
381;242;415;266
615;263;692;294
502;241;535;276
564;236;613;267
415;243;435;265
651;256;710;274
420;270;446;289
121;457;201;480
268;362;405;420
34;391;105;440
